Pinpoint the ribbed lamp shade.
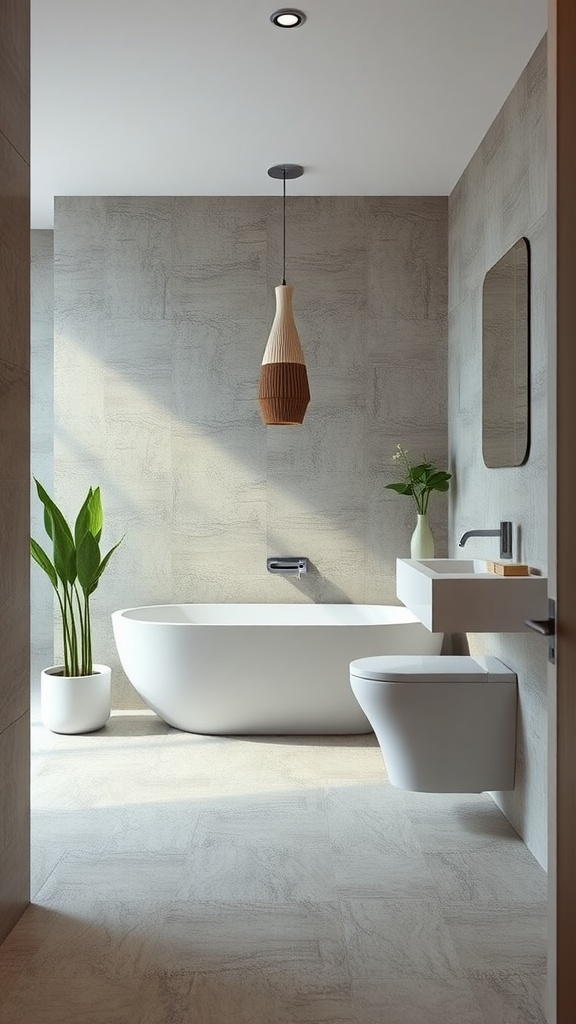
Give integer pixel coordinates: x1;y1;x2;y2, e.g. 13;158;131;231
259;284;310;425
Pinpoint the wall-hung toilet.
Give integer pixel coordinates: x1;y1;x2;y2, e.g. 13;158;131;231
349;655;517;793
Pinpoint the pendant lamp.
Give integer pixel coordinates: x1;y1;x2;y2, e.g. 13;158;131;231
259;163;310;425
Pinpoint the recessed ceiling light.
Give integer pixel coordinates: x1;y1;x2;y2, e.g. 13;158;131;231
270;8;306;28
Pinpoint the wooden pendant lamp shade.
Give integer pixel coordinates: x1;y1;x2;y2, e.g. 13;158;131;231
259;164;310;425
259;284;310;424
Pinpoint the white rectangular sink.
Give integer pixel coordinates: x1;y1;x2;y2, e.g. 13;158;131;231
414;559;489;575
396;558;548;633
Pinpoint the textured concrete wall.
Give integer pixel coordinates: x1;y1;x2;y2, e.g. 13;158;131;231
0;0;30;942
448;38;548;867
53;195;448;708
30;231;54;717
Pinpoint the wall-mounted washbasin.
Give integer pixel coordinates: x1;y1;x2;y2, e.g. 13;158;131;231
396;557;548;633
414;559;488;575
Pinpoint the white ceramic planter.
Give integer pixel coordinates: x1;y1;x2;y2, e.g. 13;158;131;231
40;664;111;734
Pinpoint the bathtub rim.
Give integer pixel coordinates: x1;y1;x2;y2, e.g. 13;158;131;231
112;602;427;628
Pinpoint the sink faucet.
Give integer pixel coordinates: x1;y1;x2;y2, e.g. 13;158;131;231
458;520;513;560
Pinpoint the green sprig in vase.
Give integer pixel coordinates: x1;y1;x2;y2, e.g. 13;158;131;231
385;446;452;559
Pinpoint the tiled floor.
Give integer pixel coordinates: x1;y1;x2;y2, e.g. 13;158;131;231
0;713;547;1023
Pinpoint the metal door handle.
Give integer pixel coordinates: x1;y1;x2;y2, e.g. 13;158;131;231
525;618;554;635
525;598;555;663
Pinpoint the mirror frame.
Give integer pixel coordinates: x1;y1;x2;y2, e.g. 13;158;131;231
482;236;531;468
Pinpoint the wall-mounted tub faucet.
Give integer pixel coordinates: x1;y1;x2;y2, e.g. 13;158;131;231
267;557;308;578
458;521;513;560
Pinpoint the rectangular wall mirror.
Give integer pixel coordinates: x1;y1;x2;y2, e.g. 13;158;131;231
482;237;530;468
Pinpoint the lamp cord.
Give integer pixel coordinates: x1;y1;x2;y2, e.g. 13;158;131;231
282;170;286;286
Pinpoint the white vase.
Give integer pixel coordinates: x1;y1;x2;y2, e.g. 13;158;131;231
410;514;435;559
40;664;111;734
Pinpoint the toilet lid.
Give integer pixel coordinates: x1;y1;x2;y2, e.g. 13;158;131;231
349;654;516;683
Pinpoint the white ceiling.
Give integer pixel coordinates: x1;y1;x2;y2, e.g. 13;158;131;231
31;0;547;228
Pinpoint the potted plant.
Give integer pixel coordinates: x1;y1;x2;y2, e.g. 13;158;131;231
385;445;452;558
30;480;123;734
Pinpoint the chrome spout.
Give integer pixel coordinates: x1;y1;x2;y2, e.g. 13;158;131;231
458;521;513;560
267;557;308;578
458;529;500;545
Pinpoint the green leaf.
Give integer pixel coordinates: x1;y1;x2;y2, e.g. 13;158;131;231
43;505;53;541
74;488;93;549
431;479;450;492
30;538;58;590
34;479;74;545
76;531;101;592
385;482;413;495
427;471;452;487
88;487;103;543
75;486;104;547
409;463;431;480
52;515;77;585
88;537;124;595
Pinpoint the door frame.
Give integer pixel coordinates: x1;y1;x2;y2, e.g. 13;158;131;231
547;2;576;1021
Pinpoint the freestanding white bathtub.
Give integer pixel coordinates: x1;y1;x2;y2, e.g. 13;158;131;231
111;604;443;735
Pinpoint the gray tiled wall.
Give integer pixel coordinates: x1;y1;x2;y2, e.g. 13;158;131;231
30;231;54;717
52;196;448;708
448;37;548;867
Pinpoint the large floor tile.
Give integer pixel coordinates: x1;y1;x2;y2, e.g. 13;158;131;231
341;898;465;982
333;849;438;901
0;718;547;1024
470;971;547;1024
145;972;357;1024
31;844;67;900
36;851;187;903
352;975;486;1024
0;973;159;1024
179;829;336;903
442;903;547;976
149;899;349;991
423;845;547;905
325;782;417;855
195;787;329;842
14;896;161;979
403;791;525;852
